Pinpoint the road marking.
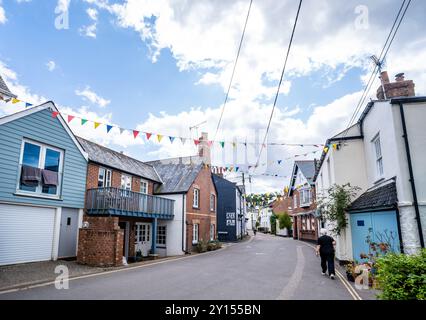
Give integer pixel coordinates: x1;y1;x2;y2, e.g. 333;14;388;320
276;246;305;300
298;241;362;300
0;241;234;296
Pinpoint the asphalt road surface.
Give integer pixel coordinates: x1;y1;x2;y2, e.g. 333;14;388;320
0;233;356;300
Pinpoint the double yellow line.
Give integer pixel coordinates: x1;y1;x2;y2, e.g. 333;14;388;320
301;241;362;300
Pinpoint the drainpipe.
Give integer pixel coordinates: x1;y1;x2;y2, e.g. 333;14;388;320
182;194;186;253
394;205;404;253
398;102;424;248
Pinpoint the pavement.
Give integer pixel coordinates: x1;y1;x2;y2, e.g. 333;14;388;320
0;233;378;300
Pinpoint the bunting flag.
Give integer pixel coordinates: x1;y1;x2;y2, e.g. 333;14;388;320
4;96;326;150
278;160;282;165
235;167;239;172
332;143;337;150
133;130;140;139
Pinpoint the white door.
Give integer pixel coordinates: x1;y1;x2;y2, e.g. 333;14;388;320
0;204;56;266
135;223;152;257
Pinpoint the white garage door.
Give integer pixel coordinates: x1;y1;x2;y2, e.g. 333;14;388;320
0;204;56;266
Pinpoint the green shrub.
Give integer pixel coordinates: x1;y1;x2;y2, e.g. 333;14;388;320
375;249;426;300
196;240;207;253
278;212;292;230
207;240;222;251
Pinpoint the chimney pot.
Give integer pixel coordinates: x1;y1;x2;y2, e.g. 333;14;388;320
395;73;405;82
380;71;390;84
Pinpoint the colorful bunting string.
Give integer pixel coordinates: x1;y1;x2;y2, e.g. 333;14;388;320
3;98;325;148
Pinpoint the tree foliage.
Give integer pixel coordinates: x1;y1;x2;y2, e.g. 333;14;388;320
278;212;292;230
246;192;282;208
317;183;360;235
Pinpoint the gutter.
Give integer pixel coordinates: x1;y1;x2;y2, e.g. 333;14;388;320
398;101;424;248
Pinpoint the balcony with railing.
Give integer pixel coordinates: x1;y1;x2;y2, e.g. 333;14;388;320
85;187;175;220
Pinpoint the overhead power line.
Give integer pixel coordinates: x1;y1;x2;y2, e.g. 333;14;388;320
342;0;411;138
213;0;253;141
254;0;303;168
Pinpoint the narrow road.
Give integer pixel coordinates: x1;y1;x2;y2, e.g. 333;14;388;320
0;233;355;300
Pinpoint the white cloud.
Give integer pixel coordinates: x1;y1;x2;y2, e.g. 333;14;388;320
56;0;70;14
75;86;110;107
80;7;98;38
0;1;6;24
46;60;56;72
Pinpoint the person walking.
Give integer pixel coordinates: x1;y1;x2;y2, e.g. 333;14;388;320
253;228;257;236
316;228;336;279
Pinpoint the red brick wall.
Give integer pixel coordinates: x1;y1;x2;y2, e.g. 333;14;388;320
85;163;154;195
186;167;217;251
77;216;123;267
86;163;100;190
290;187;318;241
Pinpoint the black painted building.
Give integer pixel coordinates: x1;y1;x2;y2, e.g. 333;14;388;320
212;174;245;242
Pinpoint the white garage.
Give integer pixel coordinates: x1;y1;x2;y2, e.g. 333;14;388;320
0;204;57;266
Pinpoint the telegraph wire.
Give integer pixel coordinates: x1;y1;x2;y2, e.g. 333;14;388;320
213;0;253;141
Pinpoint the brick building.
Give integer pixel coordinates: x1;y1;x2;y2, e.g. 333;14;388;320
77;137;174;267
288;160;319;242
77;133;217;267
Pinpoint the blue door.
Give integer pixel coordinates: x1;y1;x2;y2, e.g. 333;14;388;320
350;213;373;262
350;210;400;262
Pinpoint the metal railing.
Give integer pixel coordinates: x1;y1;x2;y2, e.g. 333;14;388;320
86;187;174;216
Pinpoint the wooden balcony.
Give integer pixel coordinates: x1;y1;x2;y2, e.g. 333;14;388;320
85;187;175;220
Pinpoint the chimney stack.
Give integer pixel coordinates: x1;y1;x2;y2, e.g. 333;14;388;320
198;132;211;165
376;71;415;100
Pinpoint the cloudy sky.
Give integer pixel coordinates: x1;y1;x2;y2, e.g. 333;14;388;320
0;0;425;193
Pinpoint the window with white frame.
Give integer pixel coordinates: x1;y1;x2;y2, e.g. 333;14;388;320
140;179;148;194
293;195;298;208
300;189;311;207
156;225;167;246
210;224;215;241
98;167;112;188
372;134;384;179
210;194;216;211
193;188;200;208
18;139;63;197
192;223;199;244
121;174;132;190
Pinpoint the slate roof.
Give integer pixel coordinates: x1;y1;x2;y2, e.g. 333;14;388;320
295;160;316;185
0;74;17;99
77;137;162;183
348;182;397;212
148;160;203;194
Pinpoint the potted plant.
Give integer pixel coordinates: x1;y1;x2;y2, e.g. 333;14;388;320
344;261;355;282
